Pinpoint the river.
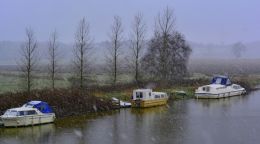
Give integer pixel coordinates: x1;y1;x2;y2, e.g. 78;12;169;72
1;90;260;144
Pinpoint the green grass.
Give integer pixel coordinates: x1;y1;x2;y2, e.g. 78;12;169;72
0;75;21;93
159;86;196;99
0;73;71;94
0;72;135;94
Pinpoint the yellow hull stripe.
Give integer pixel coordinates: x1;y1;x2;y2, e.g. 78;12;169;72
131;98;168;108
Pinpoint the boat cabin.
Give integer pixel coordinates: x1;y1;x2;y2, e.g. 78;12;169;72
3;107;39;117
211;75;231;86
132;89;167;100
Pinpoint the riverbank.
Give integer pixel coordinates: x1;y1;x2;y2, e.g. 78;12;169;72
0;77;258;118
0;89;113;118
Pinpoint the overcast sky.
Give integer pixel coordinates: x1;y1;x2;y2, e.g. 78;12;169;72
0;0;259;44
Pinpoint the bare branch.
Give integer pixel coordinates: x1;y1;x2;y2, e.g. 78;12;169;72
48;30;59;90
129;12;146;83
72;17;93;90
19;27;38;94
106;16;124;85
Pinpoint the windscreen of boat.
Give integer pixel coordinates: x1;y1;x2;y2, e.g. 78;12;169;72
3;110;18;116
212;77;231;85
233;85;242;89
22;104;34;108
214;77;222;84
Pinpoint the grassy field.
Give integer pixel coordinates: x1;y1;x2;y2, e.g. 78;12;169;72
0;73;71;94
0;71;134;94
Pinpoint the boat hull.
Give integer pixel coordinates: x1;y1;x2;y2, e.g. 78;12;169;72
195;90;246;99
1;114;55;127
131;98;168;108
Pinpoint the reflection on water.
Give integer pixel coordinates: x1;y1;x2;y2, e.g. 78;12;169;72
0;124;55;144
1;91;260;144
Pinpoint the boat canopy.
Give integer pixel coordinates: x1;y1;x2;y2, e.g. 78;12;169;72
24;101;53;114
211;76;231;86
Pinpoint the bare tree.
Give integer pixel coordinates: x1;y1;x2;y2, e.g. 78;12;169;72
20;27;38;94
48;30;59;90
73;18;92;90
130;13;146;83
156;7;176;80
155;7;176;36
142;7;191;81
106;16;124;85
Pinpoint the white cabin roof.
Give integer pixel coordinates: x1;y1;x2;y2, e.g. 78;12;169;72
152;92;166;95
133;89;152;92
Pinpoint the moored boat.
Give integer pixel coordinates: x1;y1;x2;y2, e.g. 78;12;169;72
0;101;55;127
112;97;131;108
195;75;246;99
131;89;168;108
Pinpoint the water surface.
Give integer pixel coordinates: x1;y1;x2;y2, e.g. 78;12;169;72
1;91;260;144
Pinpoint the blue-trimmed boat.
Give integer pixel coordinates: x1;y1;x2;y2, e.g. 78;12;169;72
0;101;55;127
195;76;246;99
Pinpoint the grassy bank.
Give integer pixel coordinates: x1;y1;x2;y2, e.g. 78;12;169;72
0;89;113;118
0;75;258;118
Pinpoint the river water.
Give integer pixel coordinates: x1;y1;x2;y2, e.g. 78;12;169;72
1;91;260;144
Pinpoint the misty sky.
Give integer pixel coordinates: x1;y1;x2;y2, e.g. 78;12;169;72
0;0;259;44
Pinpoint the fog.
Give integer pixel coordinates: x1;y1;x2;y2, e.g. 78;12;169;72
0;0;259;43
0;0;259;67
0;40;260;66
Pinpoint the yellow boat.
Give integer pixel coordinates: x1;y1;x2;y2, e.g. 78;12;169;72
131;89;168;108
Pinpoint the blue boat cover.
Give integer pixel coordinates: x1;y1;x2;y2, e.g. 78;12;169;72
211;76;231;86
26;101;53;113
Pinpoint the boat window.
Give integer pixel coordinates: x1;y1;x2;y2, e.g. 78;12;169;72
25;110;36;115
203;87;210;92
233;85;241;89
155;95;160;98
136;92;143;98
215;78;222;84
149;92;151;97
4;110;18;116
18;111;25;116
226;79;231;85
161;94;164;98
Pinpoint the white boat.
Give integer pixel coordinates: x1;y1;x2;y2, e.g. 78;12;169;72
0;101;55;127
111;97;131;108
195;76;246;99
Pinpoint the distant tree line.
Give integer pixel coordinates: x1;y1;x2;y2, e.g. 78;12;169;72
19;7;192;95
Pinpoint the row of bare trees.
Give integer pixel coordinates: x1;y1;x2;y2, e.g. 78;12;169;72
19;7;191;94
